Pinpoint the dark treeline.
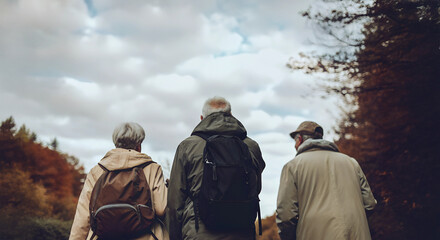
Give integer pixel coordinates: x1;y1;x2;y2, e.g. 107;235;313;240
287;0;440;239
0;116;86;240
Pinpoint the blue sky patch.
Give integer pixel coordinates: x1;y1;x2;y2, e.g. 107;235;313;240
84;0;97;17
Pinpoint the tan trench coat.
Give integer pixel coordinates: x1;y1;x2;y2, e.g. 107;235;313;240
276;139;376;240
69;148;169;240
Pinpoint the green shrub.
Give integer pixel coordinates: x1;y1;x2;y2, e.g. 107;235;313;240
0;216;72;240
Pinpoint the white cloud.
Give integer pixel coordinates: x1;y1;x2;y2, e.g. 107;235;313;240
245;110;283;131
143;74;199;94
63;77;101;97
201;13;243;53
0;0;342;217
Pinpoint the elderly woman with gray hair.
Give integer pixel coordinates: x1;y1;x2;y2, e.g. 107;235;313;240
69;122;169;240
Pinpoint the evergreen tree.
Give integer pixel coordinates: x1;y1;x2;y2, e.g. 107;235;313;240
50;138;59;151
0;116;16;137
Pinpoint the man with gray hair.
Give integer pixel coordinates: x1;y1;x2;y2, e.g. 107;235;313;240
276;121;377;240
167;96;266;239
70;122;168;240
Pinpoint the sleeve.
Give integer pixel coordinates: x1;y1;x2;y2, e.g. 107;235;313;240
69;171;94;240
244;138;266;192
166;143;188;240
150;165;167;218
276;162;299;240
357;163;377;211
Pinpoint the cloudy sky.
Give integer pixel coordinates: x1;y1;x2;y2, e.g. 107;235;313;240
0;0;343;217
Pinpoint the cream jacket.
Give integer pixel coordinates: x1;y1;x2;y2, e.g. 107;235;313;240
69;148;169;240
276;139;376;240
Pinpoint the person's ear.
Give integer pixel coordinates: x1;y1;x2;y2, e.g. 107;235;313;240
135;144;141;152
295;134;303;150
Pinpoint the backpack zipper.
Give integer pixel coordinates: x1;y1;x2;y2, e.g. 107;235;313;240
94;203;137;216
205;159;217;181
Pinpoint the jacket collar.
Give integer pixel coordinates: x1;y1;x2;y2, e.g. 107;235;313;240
296;139;339;156
191;112;247;138
99;148;153;171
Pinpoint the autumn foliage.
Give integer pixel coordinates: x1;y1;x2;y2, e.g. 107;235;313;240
256;214;280;240
0;116;85;239
288;0;440;239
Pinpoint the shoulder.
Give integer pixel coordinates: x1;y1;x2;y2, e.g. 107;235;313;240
179;135;205;148
347;156;361;169
327;151;359;165
141;162;165;183
283;158;298;169
178;135;204;147
279;158;297;178
89;164;105;178
144;161;162;172
175;135;206;160
243;137;261;151
311;150;361;169
83;164;105;187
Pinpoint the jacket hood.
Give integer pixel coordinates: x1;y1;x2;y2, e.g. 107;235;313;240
99;148;153;171
296;139;339;155
191;112;247;138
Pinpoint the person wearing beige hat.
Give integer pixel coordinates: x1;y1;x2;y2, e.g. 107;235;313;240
276;121;377;240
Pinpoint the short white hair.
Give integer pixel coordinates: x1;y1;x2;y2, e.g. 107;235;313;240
112;122;145;149
202;96;232;117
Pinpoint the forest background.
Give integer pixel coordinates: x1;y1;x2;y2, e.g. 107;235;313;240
259;0;440;239
1;0;439;239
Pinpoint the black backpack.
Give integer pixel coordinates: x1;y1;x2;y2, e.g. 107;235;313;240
190;132;262;235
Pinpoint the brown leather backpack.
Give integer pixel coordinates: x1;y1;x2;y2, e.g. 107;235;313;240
89;162;157;240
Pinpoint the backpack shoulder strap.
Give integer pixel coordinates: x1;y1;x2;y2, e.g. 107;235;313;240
191;132;210;140
136;161;155;169
98;163;109;172
257;201;262;235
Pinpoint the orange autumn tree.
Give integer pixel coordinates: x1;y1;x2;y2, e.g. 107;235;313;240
0;116;85;220
256;214;280;240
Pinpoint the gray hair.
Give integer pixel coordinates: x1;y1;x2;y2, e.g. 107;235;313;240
202;96;232;117
112;122;145;149
295;133;322;141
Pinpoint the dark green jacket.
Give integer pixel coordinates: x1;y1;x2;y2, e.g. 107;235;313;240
167;112;265;240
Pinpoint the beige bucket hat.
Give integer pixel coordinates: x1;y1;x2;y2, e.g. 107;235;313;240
290;121;324;139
